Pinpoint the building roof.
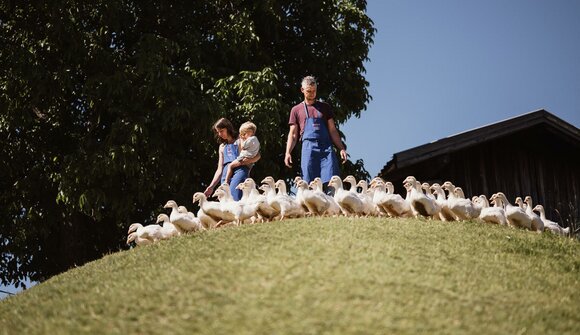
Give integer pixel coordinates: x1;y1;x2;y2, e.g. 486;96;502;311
380;109;580;175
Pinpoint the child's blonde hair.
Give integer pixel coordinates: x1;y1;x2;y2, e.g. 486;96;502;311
239;121;257;135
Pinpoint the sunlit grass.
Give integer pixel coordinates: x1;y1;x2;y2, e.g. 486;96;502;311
1;217;578;334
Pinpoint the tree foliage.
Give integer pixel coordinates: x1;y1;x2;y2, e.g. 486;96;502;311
0;0;375;286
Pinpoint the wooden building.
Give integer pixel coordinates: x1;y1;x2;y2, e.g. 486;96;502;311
379;109;580;227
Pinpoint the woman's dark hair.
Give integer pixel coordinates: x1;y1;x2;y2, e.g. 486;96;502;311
213;118;237;143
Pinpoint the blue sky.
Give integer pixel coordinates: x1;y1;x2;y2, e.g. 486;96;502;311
343;0;580;177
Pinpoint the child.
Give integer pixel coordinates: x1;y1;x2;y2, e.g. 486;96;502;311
225;121;260;184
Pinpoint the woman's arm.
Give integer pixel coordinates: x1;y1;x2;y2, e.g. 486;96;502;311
204;145;225;196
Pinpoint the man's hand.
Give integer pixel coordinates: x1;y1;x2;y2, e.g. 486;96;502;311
284;152;293;168
340;149;347;164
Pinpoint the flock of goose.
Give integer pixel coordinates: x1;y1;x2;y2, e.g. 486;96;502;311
126;175;570;246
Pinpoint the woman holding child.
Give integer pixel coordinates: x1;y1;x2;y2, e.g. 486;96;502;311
204;118;260;201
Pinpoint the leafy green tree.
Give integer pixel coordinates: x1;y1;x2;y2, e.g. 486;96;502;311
0;0;374;287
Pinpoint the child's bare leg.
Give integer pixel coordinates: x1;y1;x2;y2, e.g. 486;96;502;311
225;160;241;184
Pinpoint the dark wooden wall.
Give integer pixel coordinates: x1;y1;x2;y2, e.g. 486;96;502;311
381;125;580;227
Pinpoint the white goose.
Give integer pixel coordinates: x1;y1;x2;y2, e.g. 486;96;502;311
328;175;364;217
260;176;284;214
126;230;152;246
296;179;329;216
196;206;218;230
343;175;375;216
236;181;254;203
442;181;479;220
310;178;342;216
259;183;278;214
215;183;235;202
454;187;466;200
238;178;278;222
212;189;242;226
454;186;481;219
261;176;277;192
214;188;261;225
293;176;311;215
342;175;357;192
127;222;164;246
430;183;456;221
470;194;484;218
368;180;392;217
178;205;196;218
524;196;544;232
163;200;204;233
421;182;436;201
403;176;439;219
532;205;570;236
387;181;413;218
239;178;263;201
258;182;274;196
272;179;304;220
357;179;379;216
370;180;412;218
515;197;526;210
192;192;227;229
155;213;180;239
490;192;531;230
370;176;386;188
477;195;507;225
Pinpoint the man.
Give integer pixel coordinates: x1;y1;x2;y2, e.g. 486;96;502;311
284;76;347;184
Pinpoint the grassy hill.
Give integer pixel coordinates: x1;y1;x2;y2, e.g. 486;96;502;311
1;217;579;334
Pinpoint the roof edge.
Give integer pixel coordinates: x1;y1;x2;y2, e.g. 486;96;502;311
381;109;579;173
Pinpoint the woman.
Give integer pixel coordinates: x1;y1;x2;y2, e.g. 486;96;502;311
204;118;260;201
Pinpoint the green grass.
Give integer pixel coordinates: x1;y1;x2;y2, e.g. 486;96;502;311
1;217;579;334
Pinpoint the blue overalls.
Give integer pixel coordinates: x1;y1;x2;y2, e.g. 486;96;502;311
300;102;339;184
221;141;249;201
